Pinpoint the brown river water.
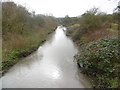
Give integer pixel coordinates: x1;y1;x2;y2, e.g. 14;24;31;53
1;26;92;88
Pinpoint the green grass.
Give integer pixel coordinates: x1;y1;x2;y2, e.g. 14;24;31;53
70;24;80;28
111;23;118;30
2;27;55;75
107;23;118;33
107;29;118;33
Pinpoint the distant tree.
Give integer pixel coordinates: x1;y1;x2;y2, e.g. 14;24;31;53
63;15;72;26
86;7;99;15
80;8;101;31
2;2;58;37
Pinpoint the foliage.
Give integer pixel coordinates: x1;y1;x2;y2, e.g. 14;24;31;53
2;2;58;36
75;36;120;88
62;15;79;26
2;2;58;75
80;8;108;32
63;15;71;25
65;8;118;42
64;7;119;89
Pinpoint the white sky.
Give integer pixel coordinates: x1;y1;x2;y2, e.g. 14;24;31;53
6;0;119;17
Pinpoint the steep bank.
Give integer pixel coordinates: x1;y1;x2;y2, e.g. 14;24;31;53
2;2;58;75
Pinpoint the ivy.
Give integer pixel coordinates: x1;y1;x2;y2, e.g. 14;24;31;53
75;36;120;88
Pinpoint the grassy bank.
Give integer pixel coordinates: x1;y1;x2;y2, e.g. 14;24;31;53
2;27;56;75
2;2;58;75
64;8;119;88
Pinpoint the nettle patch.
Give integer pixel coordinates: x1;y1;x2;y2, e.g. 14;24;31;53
75;36;120;88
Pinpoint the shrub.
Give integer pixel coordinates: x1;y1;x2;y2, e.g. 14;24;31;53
75;36;120;88
2;2;58;75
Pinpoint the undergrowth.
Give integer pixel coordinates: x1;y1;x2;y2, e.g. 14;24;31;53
75;36;120;88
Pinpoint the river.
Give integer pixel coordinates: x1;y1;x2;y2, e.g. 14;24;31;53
1;26;92;88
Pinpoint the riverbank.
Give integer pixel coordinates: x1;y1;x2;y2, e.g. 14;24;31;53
66;23;119;88
62;9;119;87
2;26;92;88
2;2;58;76
2;26;57;76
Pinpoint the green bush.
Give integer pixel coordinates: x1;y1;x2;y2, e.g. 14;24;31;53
75;36;120;88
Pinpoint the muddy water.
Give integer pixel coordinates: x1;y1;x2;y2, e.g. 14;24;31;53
1;26;92;88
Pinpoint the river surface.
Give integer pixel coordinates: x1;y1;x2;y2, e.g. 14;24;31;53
1;26;92;88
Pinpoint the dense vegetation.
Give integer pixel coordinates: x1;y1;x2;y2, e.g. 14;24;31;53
63;8;119;88
2;2;58;75
75;36;120;88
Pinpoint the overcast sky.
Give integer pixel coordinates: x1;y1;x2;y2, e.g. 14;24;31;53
7;0;119;17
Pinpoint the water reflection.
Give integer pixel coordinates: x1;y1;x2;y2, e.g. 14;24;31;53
1;26;92;88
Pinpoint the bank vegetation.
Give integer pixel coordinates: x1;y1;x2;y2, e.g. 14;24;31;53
2;2;58;75
63;8;119;88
